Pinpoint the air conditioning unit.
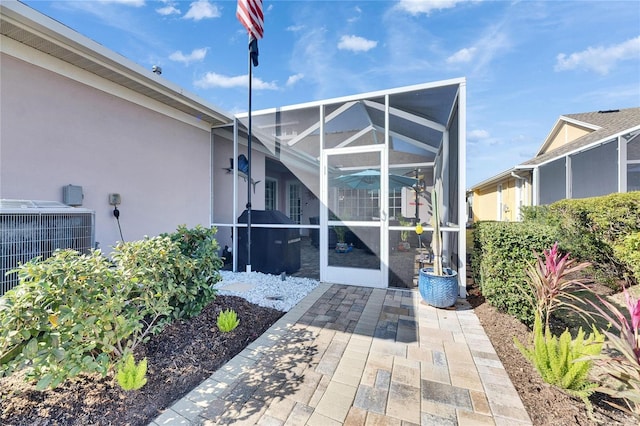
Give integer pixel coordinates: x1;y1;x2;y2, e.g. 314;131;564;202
0;200;95;295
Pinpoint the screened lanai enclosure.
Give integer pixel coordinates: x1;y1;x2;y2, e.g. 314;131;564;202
211;79;466;293
530;129;640;205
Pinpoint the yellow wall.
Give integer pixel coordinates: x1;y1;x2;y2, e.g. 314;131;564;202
543;123;592;154
471;174;531;222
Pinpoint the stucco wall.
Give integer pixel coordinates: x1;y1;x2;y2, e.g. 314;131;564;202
0;53;212;252
211;133;266;249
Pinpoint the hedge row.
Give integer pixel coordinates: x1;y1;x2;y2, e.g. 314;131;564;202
522;191;640;286
472;221;556;325
473;192;640;325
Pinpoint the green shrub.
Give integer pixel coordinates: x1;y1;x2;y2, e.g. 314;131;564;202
116;353;147;391
472;221;556;325
614;232;640;282
524;192;640;287
160;225;223;319
515;312;604;411
0;249;172;389
217;309;240;333
0;225;224;390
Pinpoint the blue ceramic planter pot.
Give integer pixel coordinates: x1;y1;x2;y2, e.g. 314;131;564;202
418;267;458;308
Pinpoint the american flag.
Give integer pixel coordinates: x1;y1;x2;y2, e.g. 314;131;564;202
236;0;264;40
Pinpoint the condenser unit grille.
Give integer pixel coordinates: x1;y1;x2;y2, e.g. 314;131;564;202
0;202;95;296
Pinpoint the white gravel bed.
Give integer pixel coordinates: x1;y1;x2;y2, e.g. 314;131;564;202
215;270;320;312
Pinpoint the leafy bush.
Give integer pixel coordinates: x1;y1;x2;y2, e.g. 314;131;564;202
614;232;640;282
0;249;172;389
524;192;640;287
116;353;148;391
515;312;604;411
472;221;556;325
217;309;240;333
0;225;224;390
160;225;223;319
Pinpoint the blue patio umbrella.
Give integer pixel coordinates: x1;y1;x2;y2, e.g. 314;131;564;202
332;169;418;191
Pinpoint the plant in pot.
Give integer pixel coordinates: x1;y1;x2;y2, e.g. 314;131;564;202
397;215;411;251
418;190;458;308
334;225;349;253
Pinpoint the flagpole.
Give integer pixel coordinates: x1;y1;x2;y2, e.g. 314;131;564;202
237;0;262;273
246;35;253;273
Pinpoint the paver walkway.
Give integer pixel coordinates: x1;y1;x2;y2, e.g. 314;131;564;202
151;283;532;425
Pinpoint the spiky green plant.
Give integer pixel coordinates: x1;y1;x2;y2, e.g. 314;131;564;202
515;312;604;411
116;353;147;391
217;309;240;333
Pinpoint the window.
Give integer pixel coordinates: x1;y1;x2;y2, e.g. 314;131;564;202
389;188;403;219
336;188;380;219
265;179;277;211
288;182;301;224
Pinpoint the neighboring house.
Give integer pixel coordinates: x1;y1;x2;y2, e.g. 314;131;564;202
468;107;640;222
1;1;467;293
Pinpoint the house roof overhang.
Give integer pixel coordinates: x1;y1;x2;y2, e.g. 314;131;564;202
522;122;640;169
0;0;233;128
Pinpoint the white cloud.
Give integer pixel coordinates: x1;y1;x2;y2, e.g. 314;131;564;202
184;0;221;21
286;25;304;32
194;72;278;90
286;73;304;86
468;129;490;140
446;47;477;64
446;24;510;77
169;48;208;64
347;6;362;23
156;1;180;16
337;35;377;52
555;36;640;75
397;0;471;15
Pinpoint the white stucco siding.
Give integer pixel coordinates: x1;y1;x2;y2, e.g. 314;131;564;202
1;53;211;252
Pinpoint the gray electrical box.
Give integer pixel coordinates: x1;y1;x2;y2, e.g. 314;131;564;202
63;184;83;206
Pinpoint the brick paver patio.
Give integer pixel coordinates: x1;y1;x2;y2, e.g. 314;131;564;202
151;283;532;425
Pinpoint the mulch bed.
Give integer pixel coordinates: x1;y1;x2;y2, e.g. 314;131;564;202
0;296;283;426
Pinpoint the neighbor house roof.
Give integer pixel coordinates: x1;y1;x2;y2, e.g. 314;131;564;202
521;107;640;167
467;107;640;192
0;0;232;127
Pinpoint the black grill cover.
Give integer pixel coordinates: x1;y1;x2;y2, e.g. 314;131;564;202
237;210;301;274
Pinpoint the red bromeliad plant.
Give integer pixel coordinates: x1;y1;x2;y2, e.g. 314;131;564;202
522;242;592;328
577;285;640;419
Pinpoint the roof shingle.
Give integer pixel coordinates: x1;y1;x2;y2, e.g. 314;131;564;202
521;107;640;166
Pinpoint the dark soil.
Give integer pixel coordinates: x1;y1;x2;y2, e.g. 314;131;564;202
0;296;283;426
467;282;636;425
1;284;637;425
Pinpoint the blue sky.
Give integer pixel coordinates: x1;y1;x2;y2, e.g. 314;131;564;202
21;0;640;186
